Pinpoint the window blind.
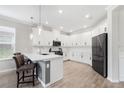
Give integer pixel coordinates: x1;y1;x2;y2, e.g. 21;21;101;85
0;26;15;59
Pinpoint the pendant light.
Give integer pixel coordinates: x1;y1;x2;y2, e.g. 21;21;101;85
30;16;34;40
38;5;42;35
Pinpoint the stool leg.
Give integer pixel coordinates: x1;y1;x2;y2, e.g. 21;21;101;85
33;69;35;86
36;64;38;79
23;71;24;81
17;72;19;88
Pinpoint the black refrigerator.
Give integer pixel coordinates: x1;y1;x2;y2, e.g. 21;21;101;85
92;33;107;78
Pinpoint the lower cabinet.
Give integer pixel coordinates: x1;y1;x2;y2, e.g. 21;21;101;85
50;58;63;84
66;49;92;65
63;52;69;61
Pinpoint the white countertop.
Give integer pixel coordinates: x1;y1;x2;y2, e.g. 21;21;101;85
24;53;63;61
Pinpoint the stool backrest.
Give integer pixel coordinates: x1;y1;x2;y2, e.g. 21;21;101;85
13;54;25;69
13;52;21;55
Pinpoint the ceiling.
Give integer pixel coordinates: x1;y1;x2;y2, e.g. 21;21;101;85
0;5;108;33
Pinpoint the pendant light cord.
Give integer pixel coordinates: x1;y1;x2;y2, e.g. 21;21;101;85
39;5;41;26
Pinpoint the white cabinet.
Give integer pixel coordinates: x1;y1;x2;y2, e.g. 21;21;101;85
69;48;91;65
32;29;57;46
50;57;63;84
60;34;70;47
83;32;92;47
75;34;81;46
69;32;92;47
32;28;40;46
63;52;68;60
60;34;66;46
99;25;107;34
39;31;54;46
62;48;70;61
92;27;99;37
69;35;77;47
53;30;61;41
92;22;107;37
39;30;46;46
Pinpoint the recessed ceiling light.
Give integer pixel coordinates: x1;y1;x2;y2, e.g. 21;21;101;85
45;21;48;24
70;30;73;32
83;25;88;28
60;26;63;30
58;10;63;14
85;14;91;19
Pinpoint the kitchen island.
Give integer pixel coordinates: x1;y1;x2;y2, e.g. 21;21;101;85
24;53;63;87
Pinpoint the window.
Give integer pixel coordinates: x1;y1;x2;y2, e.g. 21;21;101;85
0;26;15;59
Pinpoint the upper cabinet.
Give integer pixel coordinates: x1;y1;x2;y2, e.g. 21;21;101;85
32;28;40;46
70;32;92;47
32;28;53;46
92;21;107;37
32;21;107;48
69;35;77;47
32;28;64;47
82;32;92;47
32;27;92;47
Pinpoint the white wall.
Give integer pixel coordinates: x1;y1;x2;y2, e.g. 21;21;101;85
0;17;32;72
0;18;32;53
118;7;124;50
107;5;120;82
117;6;124;81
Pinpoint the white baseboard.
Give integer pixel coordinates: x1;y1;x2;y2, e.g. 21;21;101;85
107;77;112;82
38;76;63;88
107;77;119;83
38;77;46;88
110;79;119;83
119;75;124;82
0;68;16;73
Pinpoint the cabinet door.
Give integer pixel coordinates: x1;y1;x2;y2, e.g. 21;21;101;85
70;35;76;47
65;35;70;47
53;30;61;41
99;25;107;34
50;58;63;83
92;27;99;37
39;30;46;46
44;31;53;46
76;34;82;46
32;28;40;46
61;34;66;46
83;32;92;47
39;30;53;46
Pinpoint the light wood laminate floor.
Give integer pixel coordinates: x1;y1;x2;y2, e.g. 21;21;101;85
0;61;124;88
